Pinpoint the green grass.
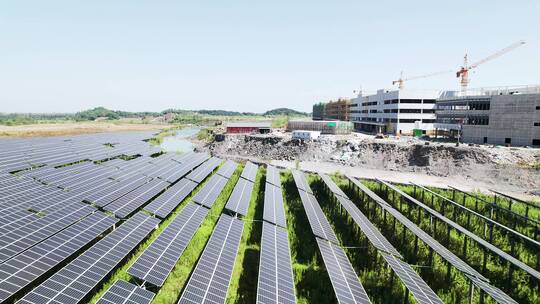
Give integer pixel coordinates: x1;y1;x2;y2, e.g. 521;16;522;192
281;171;335;304
87;162;243;304
226;167;265;303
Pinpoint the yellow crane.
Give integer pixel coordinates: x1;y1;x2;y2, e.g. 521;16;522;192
392;69;453;89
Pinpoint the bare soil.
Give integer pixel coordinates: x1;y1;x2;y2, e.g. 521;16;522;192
0;122;167;138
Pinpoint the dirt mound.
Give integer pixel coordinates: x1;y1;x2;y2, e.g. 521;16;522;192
201;134;540;193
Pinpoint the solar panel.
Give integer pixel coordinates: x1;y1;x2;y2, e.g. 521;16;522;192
0;202;95;263
178;214;244;304
257;222;296;304
316;238;371;304
96;280;155;304
217;160;238;179
87;175;150;207
291;170;312;194
318;173;347;198
412;183;540;252
0;212;117;303
186;157;222;183
335;196;402;257
128;203;208;286
323;178;443;304
347;176;518;304
103;179;170;218
192;174;229;208
265;165;281;188
18;212;160;304
263;183;287;228
380;180;540;281
297;190;339;244
379;253;443;304
241;161;258;182
225;178;254;216
145;179;198;218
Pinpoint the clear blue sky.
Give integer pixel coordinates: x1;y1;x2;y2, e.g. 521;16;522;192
1;0;538;113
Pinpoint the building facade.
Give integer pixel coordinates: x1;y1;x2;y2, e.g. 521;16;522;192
435;86;540;146
312;98;351;121
225;122;271;134
350;89;442;135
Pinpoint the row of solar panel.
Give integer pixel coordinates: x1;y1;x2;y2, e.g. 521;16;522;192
318;173;443;304
292;170;371;304
348;176;518;304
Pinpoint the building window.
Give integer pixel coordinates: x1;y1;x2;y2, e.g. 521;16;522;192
534;122;540;126
422;119;435;123
399;99;422;104
399;119;418;123
483;137;488;144
422;109;436;113
423;99;436;104
399;109;422;113
536;106;540;110
505;138;511;144
533;139;540;146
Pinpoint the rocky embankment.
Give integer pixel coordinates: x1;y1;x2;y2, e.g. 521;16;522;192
200;134;540;195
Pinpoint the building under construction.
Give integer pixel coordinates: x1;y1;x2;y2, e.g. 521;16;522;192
435;85;540;146
312;98;351;121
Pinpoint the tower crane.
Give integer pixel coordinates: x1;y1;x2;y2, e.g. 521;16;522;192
456;40;526;94
392;69;453;89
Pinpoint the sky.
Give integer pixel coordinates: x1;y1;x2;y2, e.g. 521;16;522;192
0;0;539;113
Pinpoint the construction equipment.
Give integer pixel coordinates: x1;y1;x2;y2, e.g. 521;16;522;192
456;41;526;94
392;70;453;89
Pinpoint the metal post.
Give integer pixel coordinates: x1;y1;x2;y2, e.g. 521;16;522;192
468;280;474;304
403;288;409;304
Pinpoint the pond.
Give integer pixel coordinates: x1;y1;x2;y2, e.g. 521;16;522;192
160;127;200;153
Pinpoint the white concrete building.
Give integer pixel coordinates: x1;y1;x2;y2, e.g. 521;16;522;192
435;85;540;146
350;89;444;135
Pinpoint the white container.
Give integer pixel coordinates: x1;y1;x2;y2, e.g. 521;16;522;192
292;130;321;140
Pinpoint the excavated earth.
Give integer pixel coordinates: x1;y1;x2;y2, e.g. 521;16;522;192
199;134;540;197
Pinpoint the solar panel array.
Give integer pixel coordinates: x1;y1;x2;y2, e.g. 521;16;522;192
263;183;287;228
317;239;371;304
0;212;118;303
292;170;370;304
291;169;312;194
96;280;155;304
225;177;255;216
18;212;160;304
217;160;238;179
128;203;208;287
319;174;443;304
241;161;259;182
297;190;339;244
145;178;198;218
179;214;244;304
103;179;170;218
193;174;229;208
347;176;518;304
186;157;222;183
265;165;281;187
257;222;296;304
380;180;540;281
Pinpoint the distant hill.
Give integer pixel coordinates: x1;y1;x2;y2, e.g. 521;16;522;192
263;108;309;116
74;107;158;121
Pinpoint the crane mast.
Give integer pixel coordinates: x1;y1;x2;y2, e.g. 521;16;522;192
456;41;525;95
